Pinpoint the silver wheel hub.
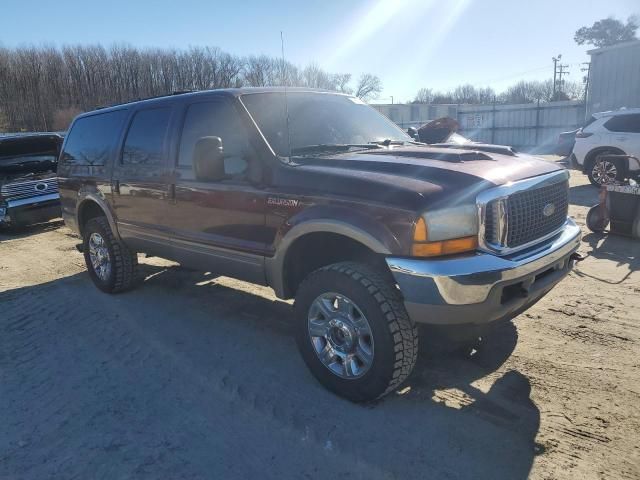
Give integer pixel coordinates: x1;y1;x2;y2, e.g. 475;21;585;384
88;232;111;282
308;293;374;379
593;158;617;185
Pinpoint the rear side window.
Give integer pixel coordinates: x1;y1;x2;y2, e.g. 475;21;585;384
62;110;127;166
122;108;172;165
604;114;640;133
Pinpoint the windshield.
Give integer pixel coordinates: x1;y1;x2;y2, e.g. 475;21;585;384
240;92;410;157
0;154;57;173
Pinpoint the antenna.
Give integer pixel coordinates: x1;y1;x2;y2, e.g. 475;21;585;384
281;31;293;159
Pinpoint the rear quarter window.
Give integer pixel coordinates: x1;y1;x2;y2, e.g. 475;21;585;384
603;114;640;134
61;110;127;166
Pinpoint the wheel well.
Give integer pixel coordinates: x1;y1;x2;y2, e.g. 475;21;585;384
282;232;385;298
584;146;625;171
78;201;106;236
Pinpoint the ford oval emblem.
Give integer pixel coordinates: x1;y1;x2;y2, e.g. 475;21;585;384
542;203;555;217
35;182;48;192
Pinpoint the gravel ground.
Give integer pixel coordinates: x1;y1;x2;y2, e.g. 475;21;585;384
1;168;639;479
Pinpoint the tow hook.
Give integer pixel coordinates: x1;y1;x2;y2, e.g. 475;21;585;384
570;252;585;262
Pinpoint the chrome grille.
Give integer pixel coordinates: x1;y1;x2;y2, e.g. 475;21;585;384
0;178;59;201
505;181;568;247
483;177;569;251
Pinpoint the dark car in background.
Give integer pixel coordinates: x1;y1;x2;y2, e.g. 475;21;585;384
0;133;63;228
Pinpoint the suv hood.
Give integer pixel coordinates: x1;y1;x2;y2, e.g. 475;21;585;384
279;146;562;210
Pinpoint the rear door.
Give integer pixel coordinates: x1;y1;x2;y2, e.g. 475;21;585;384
112;105;176;249
604;113;640;170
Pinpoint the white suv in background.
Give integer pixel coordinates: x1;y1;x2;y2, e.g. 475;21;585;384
572;108;640;186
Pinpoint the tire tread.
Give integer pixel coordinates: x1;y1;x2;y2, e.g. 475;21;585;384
297;261;418;400
85;217;138;293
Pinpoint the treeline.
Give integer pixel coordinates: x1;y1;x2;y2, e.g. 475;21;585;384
0;44;382;132
413;79;585;105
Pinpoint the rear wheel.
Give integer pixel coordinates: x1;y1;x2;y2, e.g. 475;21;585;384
294;262;418;402
587;151;625;186
83;217;138;293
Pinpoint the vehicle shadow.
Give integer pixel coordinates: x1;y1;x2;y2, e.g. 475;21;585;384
569;183;598;208
574;232;640;284
1;264;540;479
0;218;64;240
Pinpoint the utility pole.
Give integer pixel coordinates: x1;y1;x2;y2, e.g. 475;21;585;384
552;54;561;95
557;63;569;95
581;62;591;119
552;54;569;100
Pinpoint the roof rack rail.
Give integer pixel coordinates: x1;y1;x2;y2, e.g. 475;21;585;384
93;89;197;111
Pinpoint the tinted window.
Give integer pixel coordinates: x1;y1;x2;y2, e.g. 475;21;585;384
122;108;172;165
178;101;251;178
604;114;640;133
62;110;127;166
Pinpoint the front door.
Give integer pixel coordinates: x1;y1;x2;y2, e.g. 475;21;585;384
165;98;268;284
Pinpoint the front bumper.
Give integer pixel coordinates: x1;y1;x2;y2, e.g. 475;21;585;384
0;193;60;226
386;219;581;325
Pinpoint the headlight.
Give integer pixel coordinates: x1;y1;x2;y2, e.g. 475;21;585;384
412;204;479;257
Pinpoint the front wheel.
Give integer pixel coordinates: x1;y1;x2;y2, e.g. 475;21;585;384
294;262;418;402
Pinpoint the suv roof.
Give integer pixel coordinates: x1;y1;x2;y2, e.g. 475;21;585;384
87;87;347;117
593;107;640;119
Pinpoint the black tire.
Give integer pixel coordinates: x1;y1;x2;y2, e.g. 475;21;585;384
586;150;626;186
294;261;418;402
586;204;609;233
83;216;138;293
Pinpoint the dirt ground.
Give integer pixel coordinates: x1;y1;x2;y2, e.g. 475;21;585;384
1;166;638;479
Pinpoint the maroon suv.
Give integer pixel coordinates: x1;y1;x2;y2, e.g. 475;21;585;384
57;88;581;401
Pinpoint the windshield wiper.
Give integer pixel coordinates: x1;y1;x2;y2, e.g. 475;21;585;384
369;139;409;146
290;143;381;155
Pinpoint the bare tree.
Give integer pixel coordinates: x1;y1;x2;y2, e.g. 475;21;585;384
354;74;382;101
332;73;353;94
413;88;434;104
0;44;387;131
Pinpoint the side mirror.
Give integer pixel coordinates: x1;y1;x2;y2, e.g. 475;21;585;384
407;127;419;140
193;136;225;181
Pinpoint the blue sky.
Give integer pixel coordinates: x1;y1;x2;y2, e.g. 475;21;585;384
2;0;638;102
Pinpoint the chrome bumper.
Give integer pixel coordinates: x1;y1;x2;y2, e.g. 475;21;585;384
0;193;60;225
386;219;581;325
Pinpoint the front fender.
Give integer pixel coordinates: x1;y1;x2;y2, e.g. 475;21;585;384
265;205;402;298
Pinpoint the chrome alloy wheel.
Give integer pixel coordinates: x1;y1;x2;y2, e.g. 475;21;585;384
307;292;374;379
592;158;618;185
88;232;112;282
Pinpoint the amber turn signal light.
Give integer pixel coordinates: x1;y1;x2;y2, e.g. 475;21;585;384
413;217;428;242
411;236;478;257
